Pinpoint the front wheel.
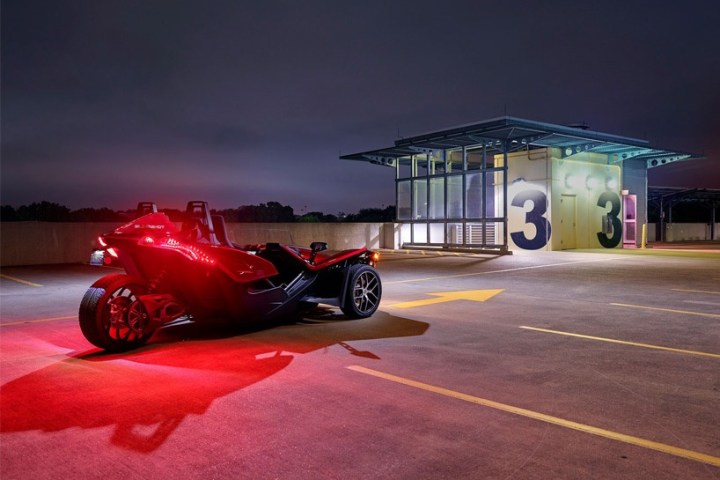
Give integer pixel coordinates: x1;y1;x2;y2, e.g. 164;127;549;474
79;274;154;352
341;264;382;319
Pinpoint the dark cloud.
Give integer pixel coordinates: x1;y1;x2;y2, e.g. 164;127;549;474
2;0;719;211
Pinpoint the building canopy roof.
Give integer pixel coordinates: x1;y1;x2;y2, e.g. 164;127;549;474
341;116;702;170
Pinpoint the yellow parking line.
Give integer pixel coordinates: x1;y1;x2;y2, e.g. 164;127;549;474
1;315;77;327
519;326;720;359
347;365;720;467
610;303;720;319
0;273;42;287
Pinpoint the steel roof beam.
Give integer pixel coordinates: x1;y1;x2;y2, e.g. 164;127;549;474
646;154;693;169
560;141;607;158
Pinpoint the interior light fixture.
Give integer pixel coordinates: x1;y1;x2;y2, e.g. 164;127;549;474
585;176;600;190
565;174;582;189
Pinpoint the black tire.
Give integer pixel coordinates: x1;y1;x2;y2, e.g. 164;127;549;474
341;264;382;319
78;274;154;352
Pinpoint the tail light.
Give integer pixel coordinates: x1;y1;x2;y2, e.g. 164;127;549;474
156;237;216;264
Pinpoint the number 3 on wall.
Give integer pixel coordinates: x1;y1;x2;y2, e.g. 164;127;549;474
510;190;551;250
596;191;622;248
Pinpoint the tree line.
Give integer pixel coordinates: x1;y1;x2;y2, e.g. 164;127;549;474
0;201;395;223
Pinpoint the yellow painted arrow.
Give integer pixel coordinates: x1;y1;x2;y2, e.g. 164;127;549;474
391;289;504;309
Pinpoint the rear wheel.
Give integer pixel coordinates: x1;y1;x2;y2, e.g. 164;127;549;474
341;265;382;319
79;274;154;352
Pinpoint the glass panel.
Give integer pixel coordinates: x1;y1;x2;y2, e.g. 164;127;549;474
429;223;445;244
625;223;636;242
447;175;463;219
429;151;445;175
446;149;463;173
466;148;483;171
415;154;429;177
397;180;411;220
413;179;427;219
466;172;483;219
493;220;505;247
397;157;413;179
400;223;412;245
492;169;505;218
429;177;445;220
412;223;428;243
485;153;497;169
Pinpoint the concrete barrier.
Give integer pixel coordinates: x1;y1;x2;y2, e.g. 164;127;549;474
3;221;715;266
647;223;719;242
0;222;399;266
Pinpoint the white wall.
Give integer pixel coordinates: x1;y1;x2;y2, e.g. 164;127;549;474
501;150;553;251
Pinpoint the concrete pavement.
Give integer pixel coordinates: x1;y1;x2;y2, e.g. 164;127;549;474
1;249;718;479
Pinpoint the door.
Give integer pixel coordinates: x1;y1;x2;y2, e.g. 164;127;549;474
623;194;637;247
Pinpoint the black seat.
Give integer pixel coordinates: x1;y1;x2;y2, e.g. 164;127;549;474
211;215;233;248
257;243;305;284
182;201;218;244
181;218;211;243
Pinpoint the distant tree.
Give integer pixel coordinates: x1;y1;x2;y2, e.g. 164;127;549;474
1;205;19;221
224;201;296;222
0;201;400;224
12;201;71;221
212;208;237;222
69;208;125;222
344;205;395;222
160;209;186;222
298;211;338;223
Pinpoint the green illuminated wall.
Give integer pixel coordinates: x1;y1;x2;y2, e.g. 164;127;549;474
500;149;626;250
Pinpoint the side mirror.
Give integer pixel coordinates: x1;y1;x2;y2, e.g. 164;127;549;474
309;242;328;264
310;242;328;253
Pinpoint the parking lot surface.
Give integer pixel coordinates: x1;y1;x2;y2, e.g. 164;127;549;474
1;248;719;479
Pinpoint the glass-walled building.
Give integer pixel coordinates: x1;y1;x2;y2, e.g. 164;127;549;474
394;144;505;249
342;117;700;252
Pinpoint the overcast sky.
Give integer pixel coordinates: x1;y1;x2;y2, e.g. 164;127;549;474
2;0;719;213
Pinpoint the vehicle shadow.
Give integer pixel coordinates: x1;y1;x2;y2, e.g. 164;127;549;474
0;311;428;453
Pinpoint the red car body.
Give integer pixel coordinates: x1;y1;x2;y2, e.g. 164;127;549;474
80;202;382;352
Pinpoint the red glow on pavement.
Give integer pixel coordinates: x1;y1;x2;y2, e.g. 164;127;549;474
0;312;427;453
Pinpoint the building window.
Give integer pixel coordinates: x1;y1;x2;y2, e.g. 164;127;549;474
429;177;445;220
397;180;411;220
466;172;483;218
447;175;463;219
412;179;427;219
